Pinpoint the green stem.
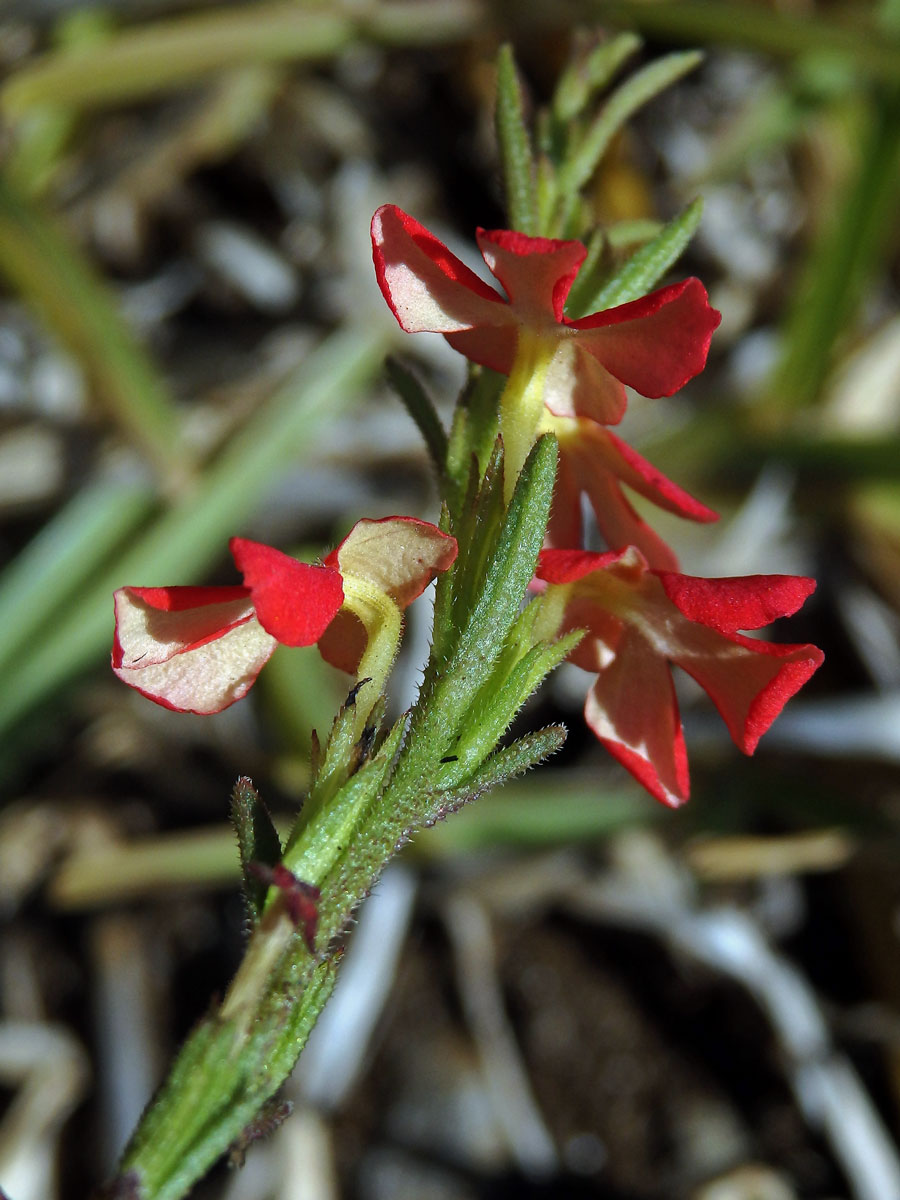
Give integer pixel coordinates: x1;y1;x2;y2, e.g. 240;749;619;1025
104;438;560;1200
500;330;555;502
340;580;404;743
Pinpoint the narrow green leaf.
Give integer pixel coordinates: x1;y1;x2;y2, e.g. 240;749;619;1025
448;435;556;692
560;223;608;316
553;30;642;123
230;777;283;923
416;776;656;855
123;955;339;1200
464;367;505;479
429;451;490;671
423;726;569;824
120;1018;244;1190
283;715;406;882
454;629;583;774
573;197;704;314
398;435;557;779
445;440;505;642
428;501;458;670
558;50;703;199
174;957;338;1197
304;685;385;819
606;217;665;248
495;44;538;234
385;357;448;480
445;368;502;512
535;153;560;236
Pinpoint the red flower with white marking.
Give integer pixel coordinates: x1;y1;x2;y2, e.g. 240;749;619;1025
112;518;457;714
545;413;718;570
536;547;823;807
112;540;343;714
371;204;720;426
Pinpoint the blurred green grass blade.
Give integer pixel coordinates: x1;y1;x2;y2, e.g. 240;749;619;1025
114;65;287;210
569;198;703;315
691;57;853;186
415;777;657;855
51;778;654;908
725;431;900;482
0;179;188;482
557;50;702;199
1;1;478;116
495;44;538;235
6;8;115;194
0;478;154;672
591;0;900;85
552;31;642;124
6;108;77;197
0;325;387;737
763;89;900;415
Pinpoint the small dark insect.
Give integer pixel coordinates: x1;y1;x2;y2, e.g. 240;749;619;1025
440;755;459;763
345;676;372;707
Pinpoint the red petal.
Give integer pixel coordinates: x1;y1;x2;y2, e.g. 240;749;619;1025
230;538;343;647
113;586;255;669
597;429;718;523
552;421;717;569
576;469;681;571
476;228;586;322
324;517;457;608
371;205;508;334
672;627;824;753
657;573;816;633
568;278;720;397
545;450;584;549
444;323;518;375
545;340;627;424
536;547;633;585
316;609;369;675
583;626;690;807
124;584;250;611
556;592;623;673
112;587;276;714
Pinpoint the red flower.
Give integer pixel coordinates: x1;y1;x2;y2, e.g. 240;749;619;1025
112;518;457;714
112;540;344;714
536;547;823;807
371;204;720;425
546;413;718;570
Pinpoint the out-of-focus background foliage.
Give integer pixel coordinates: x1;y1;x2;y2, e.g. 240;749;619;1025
1;2;900;1198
